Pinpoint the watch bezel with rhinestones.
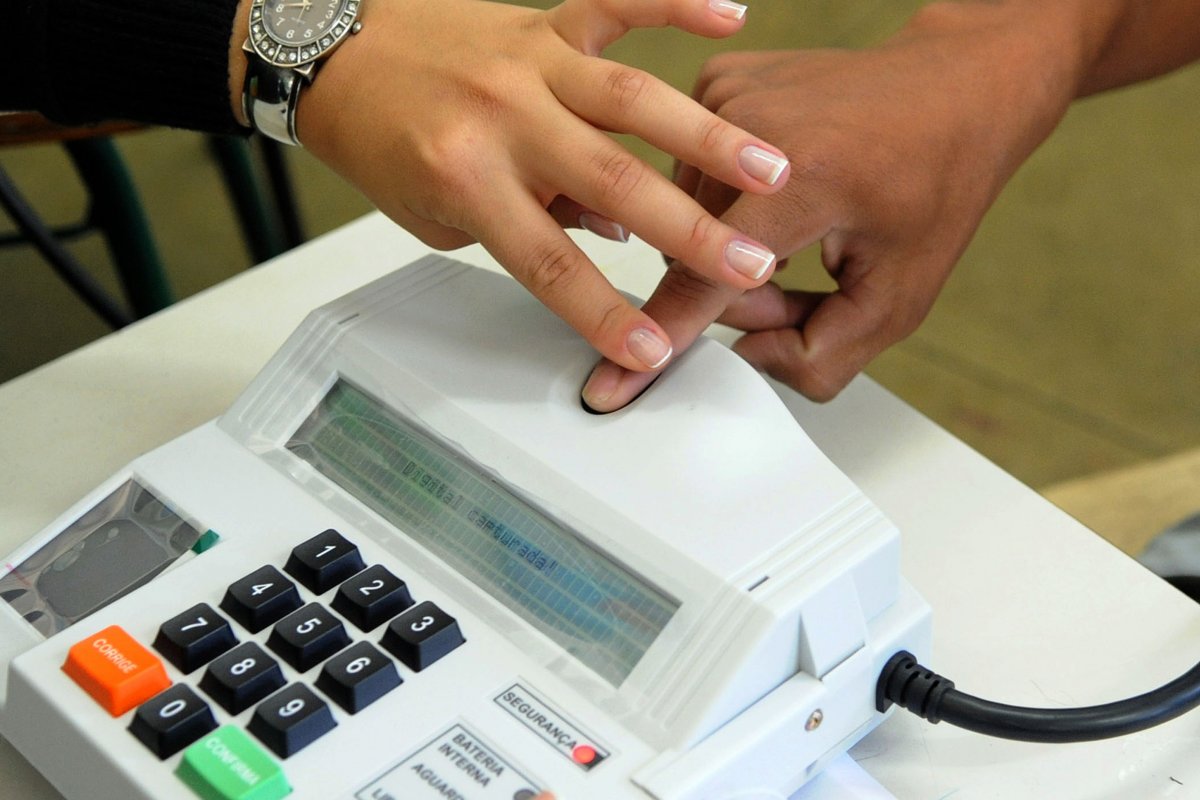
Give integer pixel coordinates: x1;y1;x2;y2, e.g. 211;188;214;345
247;0;362;72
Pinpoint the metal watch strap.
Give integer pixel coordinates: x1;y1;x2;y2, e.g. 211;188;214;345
243;54;304;146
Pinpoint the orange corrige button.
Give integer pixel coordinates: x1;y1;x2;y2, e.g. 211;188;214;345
62;625;171;716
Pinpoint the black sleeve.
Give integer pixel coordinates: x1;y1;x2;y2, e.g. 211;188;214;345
3;0;245;134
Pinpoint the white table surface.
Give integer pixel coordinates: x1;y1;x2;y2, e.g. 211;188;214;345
3;213;1199;800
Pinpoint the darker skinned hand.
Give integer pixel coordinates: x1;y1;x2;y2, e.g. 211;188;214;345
581;5;1073;410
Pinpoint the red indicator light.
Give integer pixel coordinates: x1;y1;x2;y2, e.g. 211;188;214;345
572;745;597;765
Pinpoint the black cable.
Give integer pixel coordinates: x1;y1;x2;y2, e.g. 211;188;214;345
877;650;1200;743
0;165;133;329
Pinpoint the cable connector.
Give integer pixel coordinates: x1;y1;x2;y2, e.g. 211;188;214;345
875;650;955;723
875;649;1200;742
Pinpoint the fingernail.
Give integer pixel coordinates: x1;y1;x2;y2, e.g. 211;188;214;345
582;360;622;408
738;145;788;186
726;239;776;280
627;327;673;369
579;212;629;243
709;0;747;20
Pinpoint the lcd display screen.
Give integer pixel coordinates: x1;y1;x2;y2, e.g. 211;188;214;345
286;379;678;685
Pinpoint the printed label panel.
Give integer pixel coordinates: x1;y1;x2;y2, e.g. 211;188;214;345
357;723;543;800
494;683;610;770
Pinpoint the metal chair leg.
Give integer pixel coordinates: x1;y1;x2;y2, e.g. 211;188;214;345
0;164;133;328
64;137;174;317
206;135;289;263
4;130;308;329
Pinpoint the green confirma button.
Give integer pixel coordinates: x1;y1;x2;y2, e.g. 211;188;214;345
176;725;291;800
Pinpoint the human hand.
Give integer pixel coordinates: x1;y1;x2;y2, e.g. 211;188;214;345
287;0;789;373
581;2;1080;409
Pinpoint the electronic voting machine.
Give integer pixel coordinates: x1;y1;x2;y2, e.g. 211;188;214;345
0;255;930;799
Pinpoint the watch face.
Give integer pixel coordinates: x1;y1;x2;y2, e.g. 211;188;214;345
249;0;360;67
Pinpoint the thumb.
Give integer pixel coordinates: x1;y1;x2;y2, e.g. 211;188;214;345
732;266;924;402
582;187;829;412
581;263;739;413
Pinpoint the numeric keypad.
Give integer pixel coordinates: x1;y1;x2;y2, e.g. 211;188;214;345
134;527;469;793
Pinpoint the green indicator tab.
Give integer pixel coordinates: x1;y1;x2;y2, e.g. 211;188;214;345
192;529;221;554
176;725;291;800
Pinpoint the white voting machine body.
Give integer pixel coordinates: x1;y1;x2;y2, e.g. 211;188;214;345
0;256;929;800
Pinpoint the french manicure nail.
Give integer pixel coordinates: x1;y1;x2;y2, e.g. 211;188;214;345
738;145;788;186
579;212;629;243
582;360;621;408
726;240;776;280
709;0;747;20
626;327;673;369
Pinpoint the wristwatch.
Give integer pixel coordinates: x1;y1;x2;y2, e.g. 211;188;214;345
242;0;363;145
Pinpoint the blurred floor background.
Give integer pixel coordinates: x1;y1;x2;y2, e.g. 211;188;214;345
2;0;1198;553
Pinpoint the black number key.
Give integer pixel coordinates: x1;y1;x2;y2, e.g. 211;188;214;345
220;565;303;633
331;564;414;632
284;529;365;594
316;641;401;713
267;603;351;672
248;683;337;758
380;601;465;671
198;641;286;714
153;603;238;674
128;684;217;759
